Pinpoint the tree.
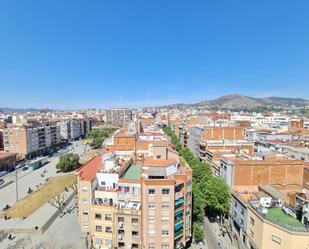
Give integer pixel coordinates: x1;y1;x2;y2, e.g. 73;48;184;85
48;192;66;215
163;125;231;240
86;128;116;149
193;222;204;242
56;153;80;173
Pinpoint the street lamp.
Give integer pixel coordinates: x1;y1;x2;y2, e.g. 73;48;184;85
15;155;19;202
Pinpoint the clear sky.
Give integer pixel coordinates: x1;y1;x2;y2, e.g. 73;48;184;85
0;0;309;109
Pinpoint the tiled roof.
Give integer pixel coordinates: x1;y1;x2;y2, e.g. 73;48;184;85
77;156;101;181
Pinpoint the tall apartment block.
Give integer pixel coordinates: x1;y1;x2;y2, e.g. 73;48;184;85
3;124;61;160
76;144;192;249
106;109;132;126
59;119;92;141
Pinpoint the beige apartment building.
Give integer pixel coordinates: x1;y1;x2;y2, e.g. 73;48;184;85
77;143;192;249
247;203;309;249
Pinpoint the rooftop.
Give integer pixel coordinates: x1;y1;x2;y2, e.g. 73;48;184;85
121;163;142;180
265;208;304;228
143;157;178;167
77;156;102;181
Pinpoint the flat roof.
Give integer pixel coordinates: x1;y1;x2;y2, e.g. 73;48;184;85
122;163;141;180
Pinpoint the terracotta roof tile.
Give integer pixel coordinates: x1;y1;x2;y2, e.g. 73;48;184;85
77;156;101;181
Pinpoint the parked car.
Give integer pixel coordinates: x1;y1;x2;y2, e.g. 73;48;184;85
0;171;8;177
16;163;25;169
22;165;29;171
0;178;4;185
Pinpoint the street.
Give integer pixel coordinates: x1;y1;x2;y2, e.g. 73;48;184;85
0;140;87;209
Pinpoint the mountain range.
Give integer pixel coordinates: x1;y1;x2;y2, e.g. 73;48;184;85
1;94;309;112
159;94;309;109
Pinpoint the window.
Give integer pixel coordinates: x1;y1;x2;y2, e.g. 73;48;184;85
162;217;169;224
105;214;112;220
83;222;89;228
82;186;88;192
162;230;169;236
133;187;139;196
132;218;138;225
148;203;155;209
272;235;281;244
105;226;112;233
83;210;88;215
148;229;155;236
162;188;170;195
106;239;112;245
118;217;124;222
95;225;102;232
241;207;245;215
132;231;139;237
95;238;102;245
100;181;106;186
95;213;102;219
162;244;169;249
250;217;255;225
148;243;155;249
240;219;244;225
82;199;88;204
119;242;125;247
148;189;155;195
234;201;237;208
162;202;169;209
148;217;155;223
249;229;254;238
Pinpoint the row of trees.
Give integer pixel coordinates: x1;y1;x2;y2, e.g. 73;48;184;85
86;128;116;149
163;126;231;242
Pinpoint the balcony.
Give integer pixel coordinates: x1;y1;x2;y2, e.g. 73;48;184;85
174;229;183;239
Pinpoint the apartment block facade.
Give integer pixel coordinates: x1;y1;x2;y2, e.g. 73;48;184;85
77;143;192;249
3;124;61;160
59;119;92;141
106;109;132;126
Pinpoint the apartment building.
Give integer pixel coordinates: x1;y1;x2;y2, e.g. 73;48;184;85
220;153;304;192
77;134;192;249
106;109;132;126
3;124;61;160
59;119;92;141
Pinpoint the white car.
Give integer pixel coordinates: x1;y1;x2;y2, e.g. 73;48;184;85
0;171;8;177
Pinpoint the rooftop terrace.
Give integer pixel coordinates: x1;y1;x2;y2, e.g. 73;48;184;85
121;163;142;180
265;208;304;228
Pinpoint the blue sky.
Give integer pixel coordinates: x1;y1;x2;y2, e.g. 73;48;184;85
0;0;309;109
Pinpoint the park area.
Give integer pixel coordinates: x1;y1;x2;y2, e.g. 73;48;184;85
0;173;76;218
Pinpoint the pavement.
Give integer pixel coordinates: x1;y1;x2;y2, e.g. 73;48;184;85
0;140;88;209
2;197;86;249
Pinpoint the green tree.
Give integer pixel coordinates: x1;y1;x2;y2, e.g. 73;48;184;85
86;128;116;149
56;153;80;172
163;125;231;241
193;222;204;242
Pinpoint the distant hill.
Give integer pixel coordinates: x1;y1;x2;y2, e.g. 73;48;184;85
0;107;40;113
159;94;309;109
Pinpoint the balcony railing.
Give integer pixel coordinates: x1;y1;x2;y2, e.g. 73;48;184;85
174;229;183;239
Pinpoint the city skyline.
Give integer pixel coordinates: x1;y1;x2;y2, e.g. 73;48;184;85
1;1;309;108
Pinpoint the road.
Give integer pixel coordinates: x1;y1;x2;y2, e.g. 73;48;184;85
0;140;87;209
204;217;221;249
